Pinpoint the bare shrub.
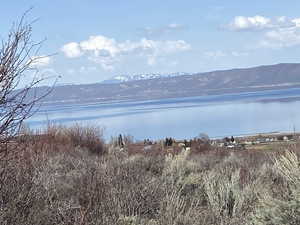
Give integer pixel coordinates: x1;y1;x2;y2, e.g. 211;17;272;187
21;124;107;155
156;189;202;225
0;11;52;151
203;168;259;224
2;127;300;225
62;124;106;155
251;151;300;225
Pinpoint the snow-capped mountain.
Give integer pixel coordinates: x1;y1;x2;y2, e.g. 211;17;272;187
36;63;300;104
101;72;190;84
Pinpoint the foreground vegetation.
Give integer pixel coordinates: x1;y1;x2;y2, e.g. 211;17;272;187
1;125;300;225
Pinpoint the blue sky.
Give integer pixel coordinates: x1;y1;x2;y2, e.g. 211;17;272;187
2;0;300;84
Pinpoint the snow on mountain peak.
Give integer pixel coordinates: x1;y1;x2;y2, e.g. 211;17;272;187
102;72;190;84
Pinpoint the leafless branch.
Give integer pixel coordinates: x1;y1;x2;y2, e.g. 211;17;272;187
0;11;53;153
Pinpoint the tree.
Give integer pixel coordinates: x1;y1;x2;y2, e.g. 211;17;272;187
0;11;52;152
198;133;210;143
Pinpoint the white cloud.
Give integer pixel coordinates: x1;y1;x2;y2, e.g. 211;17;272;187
61;42;82;58
226;15;300;48
231;51;249;57
227;15;294;31
139;39;190;55
80;36;119;57
228;16;271;31
147;56;156;66
61;35;191;70
67;66;98;74
30;55;51;67
139;23;186;37
204;50;248;59
79;66;97;73
204;50;227;58
291;18;300;27
260;27;300;48
168;23;183;29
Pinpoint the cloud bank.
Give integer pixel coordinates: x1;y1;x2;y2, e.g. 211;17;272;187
227;15;294;31
61;35;191;70
226;15;300;48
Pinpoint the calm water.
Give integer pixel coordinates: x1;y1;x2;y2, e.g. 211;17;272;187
27;88;300;140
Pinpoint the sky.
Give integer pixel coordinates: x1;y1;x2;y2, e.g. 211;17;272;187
1;0;300;85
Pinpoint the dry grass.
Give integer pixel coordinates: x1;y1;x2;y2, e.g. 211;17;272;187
1;125;300;224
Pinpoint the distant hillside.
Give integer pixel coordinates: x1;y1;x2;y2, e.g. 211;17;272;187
39;63;300;104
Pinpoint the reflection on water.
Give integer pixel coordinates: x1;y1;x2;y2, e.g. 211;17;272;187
27;88;300;140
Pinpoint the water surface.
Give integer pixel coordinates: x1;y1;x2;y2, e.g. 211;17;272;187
27;88;300;140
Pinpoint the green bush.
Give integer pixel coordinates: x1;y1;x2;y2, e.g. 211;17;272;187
251;151;300;225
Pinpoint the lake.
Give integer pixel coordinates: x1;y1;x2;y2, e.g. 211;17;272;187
27;88;300;141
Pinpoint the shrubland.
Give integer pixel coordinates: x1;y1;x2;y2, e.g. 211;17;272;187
1;124;300;225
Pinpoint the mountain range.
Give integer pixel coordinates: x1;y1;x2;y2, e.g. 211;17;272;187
101;72;191;84
38;63;300;105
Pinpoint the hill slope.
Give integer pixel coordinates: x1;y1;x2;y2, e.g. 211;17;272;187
40;63;300;104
